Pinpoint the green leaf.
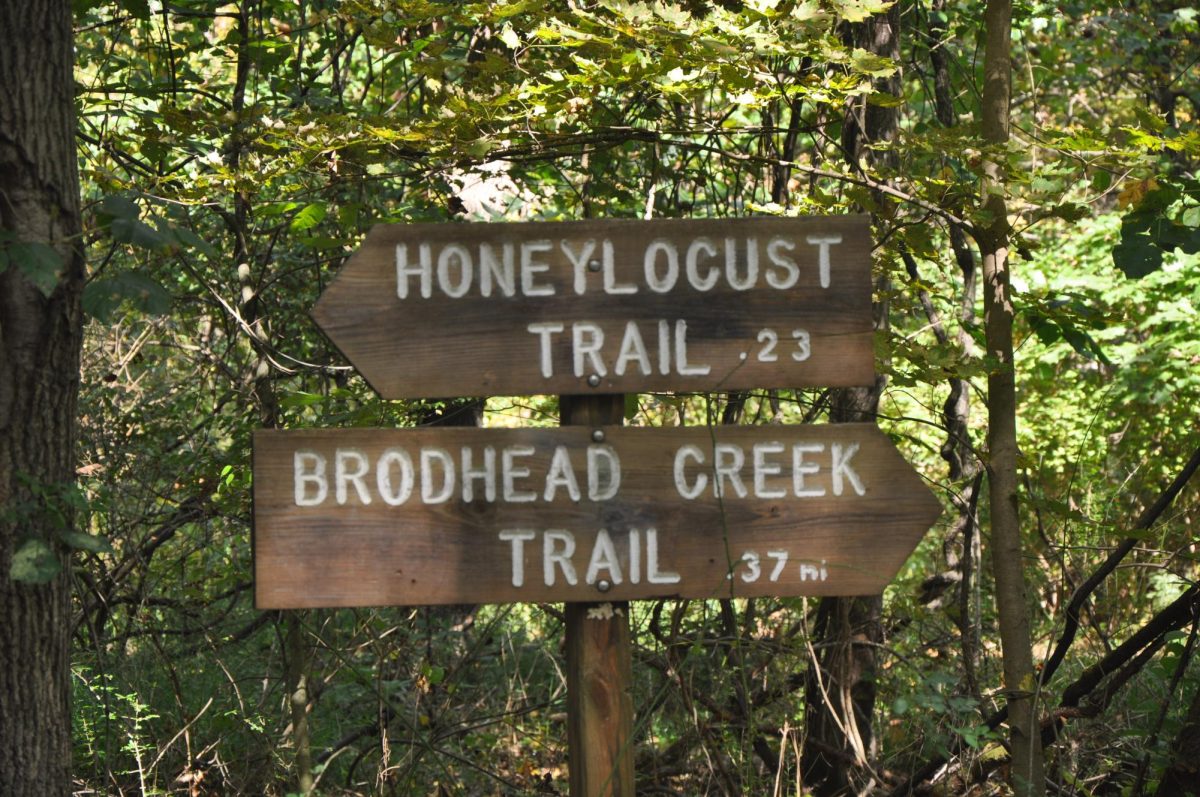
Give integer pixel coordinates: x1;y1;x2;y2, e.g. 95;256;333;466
10;538;62;583
866;91;905;107
59;530;114;554
850;48;897;77
1114;210;1200;278
1045;202;1089;222
118;0;150;20
624;393;639;420
290;203;328;233
96;194;141;223
83;272;172;321
9;241;64;297
96;196;179;250
831;0;893;23
171;226;218;259
279;391;327;409
1132;104;1167;134
111;217;174;250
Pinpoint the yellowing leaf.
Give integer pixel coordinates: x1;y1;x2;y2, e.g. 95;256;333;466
1117;178;1158;209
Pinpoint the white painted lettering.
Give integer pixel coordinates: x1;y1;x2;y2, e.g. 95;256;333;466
685;237;720;291
520;240;555;296
614;321;652;376
528;322;564;378
479;242;515;297
673;444;707;500
767;550;788;581
543;530;577;586
765;237;799;289
674;320;711;376
713;443;748;498
725;236;758;291
376;448;414;506
740;550;761;582
806;234;842;289
602;240;636;294
420;447;455;504
560;239;595;296
543;445;581;502
499;529;536;587
646;528;680;584
293;450;328;506
396;243;432;299
628;528;641;584
335;449;372;505
644;240;679;293
585;529;623;585
461;446;497;503
657;319;671;375
501;445;537;502
436;244;473;298
753;442;787;499
573;322;606;377
792;443;825;497
831;442;865;496
587;444;621;500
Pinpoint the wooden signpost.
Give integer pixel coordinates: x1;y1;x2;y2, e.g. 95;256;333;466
253;424;941;608
254;215;941;797
311;216;874;398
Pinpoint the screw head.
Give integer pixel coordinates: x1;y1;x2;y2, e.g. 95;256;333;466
587;259;601;272
591;429;605;443
596;579;612;593
587;374;601;387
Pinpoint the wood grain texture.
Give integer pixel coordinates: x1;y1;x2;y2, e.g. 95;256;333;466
560;393;635;797
253;424;941;608
566;600;635;797
312;216;873;398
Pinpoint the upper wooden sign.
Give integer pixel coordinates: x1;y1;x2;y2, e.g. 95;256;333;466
312;216;874;398
253;424;941;608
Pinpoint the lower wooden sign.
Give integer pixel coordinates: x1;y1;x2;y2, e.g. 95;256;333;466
252;424;941;608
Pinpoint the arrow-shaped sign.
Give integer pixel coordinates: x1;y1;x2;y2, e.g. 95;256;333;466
312;216;874;399
253;424;941;608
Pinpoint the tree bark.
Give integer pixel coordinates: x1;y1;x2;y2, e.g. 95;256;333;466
978;0;1046;794
800;8;898;793
0;0;85;793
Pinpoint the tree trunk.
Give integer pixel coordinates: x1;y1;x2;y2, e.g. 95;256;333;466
0;0;85;793
800;8;897;794
978;0;1046;794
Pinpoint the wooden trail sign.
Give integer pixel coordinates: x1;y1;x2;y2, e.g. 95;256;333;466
312;216;874;398
252;423;941;609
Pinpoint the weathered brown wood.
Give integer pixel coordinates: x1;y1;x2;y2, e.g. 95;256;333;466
252;424;941;608
565;600;635;797
560;394;635;797
311;216;873;398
